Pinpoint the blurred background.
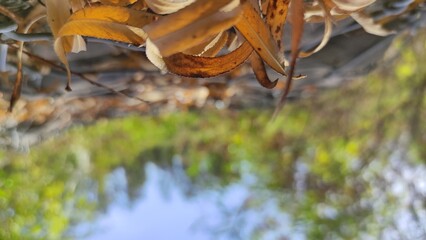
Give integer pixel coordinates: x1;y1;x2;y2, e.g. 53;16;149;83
1;1;426;240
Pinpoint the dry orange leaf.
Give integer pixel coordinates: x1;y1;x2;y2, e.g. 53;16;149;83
266;0;290;54
58;5;156;44
144;0;235;40
150;7;241;57
144;0;240;57
235;0;286;75
53;5;157;90
250;53;278;89
164;41;253;78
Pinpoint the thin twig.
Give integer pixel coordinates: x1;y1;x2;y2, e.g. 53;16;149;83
272;50;299;119
9;15;47;111
7;43;149;104
0;5;25;29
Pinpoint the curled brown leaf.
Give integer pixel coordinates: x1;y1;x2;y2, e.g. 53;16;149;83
250;53;278;89
164;41;253;78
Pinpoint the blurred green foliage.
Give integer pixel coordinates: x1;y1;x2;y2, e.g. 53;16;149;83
1;33;426;239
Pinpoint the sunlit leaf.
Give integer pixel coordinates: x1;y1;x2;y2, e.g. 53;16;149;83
144;0;241;57
146;38;167;72
71;35;87;53
46;0;75;90
144;0;235;39
57;6;155;45
153;10;240;57
53;5;156;89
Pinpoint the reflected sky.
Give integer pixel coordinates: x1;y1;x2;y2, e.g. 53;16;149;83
85;164;214;240
81;162;301;240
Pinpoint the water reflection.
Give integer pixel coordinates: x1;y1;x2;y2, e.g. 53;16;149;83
2;98;426;240
69;134;426;240
82;163;253;239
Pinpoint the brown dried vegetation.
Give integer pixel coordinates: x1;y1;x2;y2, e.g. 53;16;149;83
2;0;419;114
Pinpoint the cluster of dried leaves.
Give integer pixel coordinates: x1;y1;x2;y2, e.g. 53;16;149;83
8;0;407;114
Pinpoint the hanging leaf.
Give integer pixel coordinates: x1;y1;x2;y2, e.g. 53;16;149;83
299;0;333;58
235;0;286;75
57;6;156;45
274;0;305;118
53;5;157;90
46;0;73;49
250;53;278;89
46;0;75;90
164;41;253;78
146;38;167;72
266;0;290;54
